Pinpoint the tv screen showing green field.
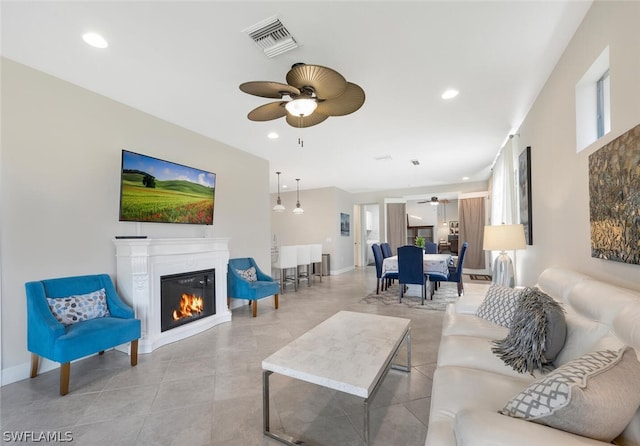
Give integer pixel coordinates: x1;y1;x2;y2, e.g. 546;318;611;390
119;150;215;225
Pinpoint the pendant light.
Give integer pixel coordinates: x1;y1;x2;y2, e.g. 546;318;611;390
272;171;285;212
293;178;304;215
442;200;448;226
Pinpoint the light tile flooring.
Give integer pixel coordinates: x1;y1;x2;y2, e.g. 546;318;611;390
0;266;449;446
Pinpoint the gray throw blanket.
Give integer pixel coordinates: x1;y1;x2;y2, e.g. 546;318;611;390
492;287;565;374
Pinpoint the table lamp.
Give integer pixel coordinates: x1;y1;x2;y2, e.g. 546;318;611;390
483;224;527;287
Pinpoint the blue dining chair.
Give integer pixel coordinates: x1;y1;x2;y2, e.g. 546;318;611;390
379;242;397;288
372;244;385;294
445;242;468;296
397;245;428;305
424;241;438;254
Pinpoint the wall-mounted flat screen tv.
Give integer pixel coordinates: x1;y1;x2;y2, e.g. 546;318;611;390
119;150;215;225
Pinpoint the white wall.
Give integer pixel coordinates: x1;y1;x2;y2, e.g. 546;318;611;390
271;186;354;273
515;1;640;291
1;59;272;381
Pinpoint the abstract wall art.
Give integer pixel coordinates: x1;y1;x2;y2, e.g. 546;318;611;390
589;123;640;265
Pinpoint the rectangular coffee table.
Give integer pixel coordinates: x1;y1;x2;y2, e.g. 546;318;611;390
262;311;411;446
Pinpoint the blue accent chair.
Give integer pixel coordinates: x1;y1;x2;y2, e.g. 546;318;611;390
446;241;469;296
398;245;429;304
227;258;279;317
26;274;141;395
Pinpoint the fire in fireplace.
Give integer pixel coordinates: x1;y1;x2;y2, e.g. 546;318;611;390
160;269;215;332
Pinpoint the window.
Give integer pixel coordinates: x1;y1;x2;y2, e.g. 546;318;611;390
576;47;610;152
596;70;610;138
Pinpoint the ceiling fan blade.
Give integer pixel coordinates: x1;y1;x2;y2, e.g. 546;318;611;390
286;64;347;100
239;81;300;99
316;82;366;116
285;112;329;128
247;102;288;121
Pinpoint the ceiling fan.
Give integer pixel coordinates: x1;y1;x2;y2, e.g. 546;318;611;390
417;197;444;205
239;63;365;128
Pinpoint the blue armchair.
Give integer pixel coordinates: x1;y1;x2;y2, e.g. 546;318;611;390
227;258;279;317
26;274;141;395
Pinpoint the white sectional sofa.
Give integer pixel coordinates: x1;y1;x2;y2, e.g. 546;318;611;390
426;266;640;446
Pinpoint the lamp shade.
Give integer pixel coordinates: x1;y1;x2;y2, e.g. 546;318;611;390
483;224;526;251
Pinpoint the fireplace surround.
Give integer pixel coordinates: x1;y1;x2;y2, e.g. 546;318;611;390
113;237;231;354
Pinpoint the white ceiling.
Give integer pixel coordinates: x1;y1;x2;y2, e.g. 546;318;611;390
1;1;592;194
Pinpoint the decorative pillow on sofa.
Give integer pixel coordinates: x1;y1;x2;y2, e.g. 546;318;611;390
492;287;566;374
47;288;110;326
236;266;258;282
475;284;522;327
499;347;640;442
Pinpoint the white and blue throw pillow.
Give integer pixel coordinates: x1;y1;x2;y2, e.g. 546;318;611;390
47;288;110;326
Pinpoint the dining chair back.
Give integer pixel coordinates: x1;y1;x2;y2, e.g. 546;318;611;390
372;243;385;294
446;241;468;296
380;242;393;258
424;241;438;254
397;244;427;305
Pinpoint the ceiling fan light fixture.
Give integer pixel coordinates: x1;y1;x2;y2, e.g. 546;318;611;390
285;98;317;117
430;196;439;206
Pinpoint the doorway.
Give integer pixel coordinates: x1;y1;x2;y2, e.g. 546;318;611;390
355;204;380;267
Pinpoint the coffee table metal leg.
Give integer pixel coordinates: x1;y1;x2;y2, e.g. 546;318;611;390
391;327;411;372
263;370;272;435
364;398;371;446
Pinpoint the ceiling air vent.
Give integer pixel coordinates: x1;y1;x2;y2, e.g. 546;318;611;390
243;16;298;58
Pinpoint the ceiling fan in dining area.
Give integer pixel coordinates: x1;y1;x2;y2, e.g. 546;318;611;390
239;63;365;128
417;197;449;206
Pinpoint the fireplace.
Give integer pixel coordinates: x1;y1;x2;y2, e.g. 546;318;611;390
161;269;216;332
114;237;232;354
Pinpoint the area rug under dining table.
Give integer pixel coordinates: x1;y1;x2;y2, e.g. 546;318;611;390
360;281;491;311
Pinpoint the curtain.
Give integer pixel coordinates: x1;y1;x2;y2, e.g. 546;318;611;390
491;135;518;225
459;197;485;269
386;203;406;255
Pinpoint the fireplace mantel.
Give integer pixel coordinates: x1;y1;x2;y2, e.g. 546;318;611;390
113;237;232;354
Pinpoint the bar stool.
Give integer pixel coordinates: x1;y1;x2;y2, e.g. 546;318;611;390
273;245;298;292
296;244;312;287
310;244;323;282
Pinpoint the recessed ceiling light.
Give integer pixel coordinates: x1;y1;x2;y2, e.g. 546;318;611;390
462;176;470;181
267;132;279;139
441;89;459;100
82;32;108;49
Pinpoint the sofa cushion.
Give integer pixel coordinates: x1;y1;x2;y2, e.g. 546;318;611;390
475;285;522;327
236;266;257;282
47;288;110;326
492;287;566;374
499;347;640;442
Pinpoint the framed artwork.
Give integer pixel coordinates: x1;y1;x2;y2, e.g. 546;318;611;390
340;213;350;236
518;146;533;245
589;123;640;265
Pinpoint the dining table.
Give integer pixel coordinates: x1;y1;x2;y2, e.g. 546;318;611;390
381;253;452;277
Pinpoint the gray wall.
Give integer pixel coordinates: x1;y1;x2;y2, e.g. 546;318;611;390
1;59;272;380
270;186;355;273
515;1;640;292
